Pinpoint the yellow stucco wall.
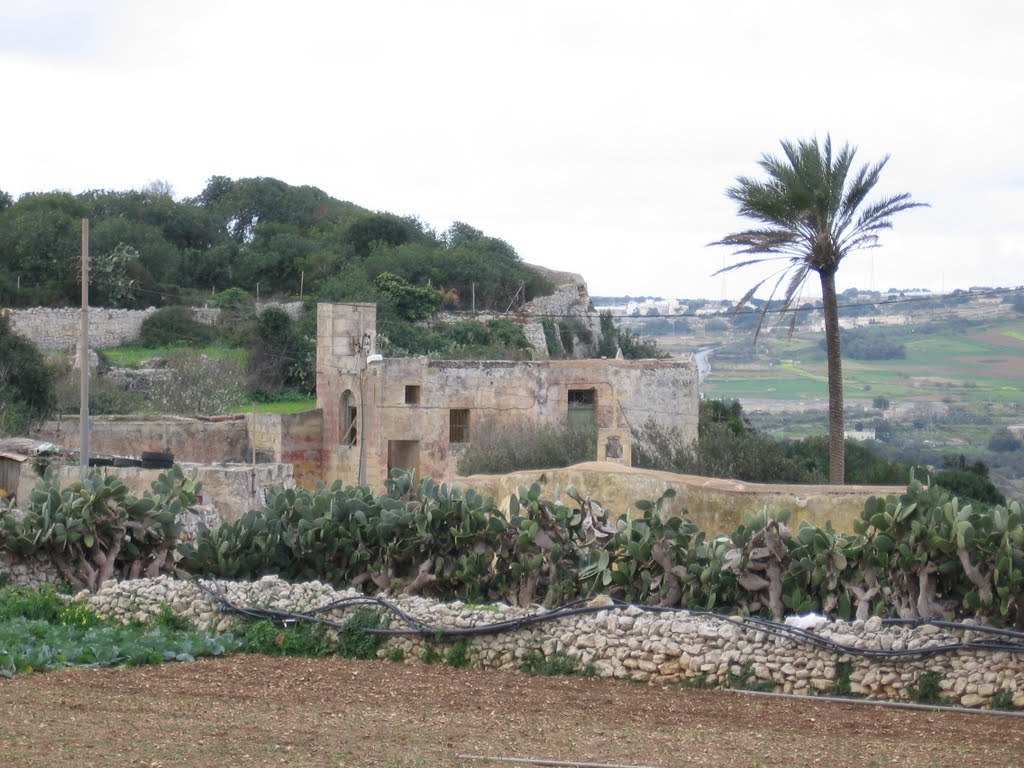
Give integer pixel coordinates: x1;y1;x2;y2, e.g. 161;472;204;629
455;461;903;535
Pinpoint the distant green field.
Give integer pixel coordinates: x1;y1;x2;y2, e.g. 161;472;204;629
695;316;1024;407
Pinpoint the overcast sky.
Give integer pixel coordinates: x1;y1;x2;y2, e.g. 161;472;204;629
3;1;1021;300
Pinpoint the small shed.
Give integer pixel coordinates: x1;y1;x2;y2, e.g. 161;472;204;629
0;439;60;506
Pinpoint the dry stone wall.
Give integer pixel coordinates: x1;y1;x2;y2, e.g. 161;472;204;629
3;301;303;351
80;575;1024;709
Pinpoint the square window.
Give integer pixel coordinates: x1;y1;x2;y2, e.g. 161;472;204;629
568;388;596;407
449;409;470;443
405;385;421;405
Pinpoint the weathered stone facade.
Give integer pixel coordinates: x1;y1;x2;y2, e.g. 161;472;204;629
316;303;699;489
34;415;251;464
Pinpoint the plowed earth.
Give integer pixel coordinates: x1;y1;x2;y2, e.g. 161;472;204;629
1;656;1021;768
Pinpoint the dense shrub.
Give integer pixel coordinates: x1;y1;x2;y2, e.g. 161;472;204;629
457;420;597;476
0;466;201;592
138;306;216;347
818;328;906;360
0;313;56;433
148;349;246;415
632;419;812;484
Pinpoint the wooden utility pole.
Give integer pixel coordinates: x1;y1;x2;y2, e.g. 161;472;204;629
79;219;90;478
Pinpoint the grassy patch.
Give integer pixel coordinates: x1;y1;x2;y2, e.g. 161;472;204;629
102;344;248;368
520;650;581;677
231;398;317;415
241;619;335;657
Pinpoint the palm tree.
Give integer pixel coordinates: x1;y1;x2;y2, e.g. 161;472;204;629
711;136;926;484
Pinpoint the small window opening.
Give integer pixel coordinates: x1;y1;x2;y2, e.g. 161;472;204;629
449;409;470;444
405;385;421;405
341;390;357;446
568;389;596;407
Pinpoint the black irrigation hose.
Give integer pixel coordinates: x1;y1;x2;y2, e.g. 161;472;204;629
190;578;1024;663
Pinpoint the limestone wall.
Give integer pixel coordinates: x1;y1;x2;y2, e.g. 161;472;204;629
32;415;251;464
81;575;1024;709
251;410;323;489
457;462;903;534
15;463;292;525
3;307;159;350
3;301;304;351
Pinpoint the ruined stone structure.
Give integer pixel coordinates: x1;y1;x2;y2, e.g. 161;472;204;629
316;303;699;489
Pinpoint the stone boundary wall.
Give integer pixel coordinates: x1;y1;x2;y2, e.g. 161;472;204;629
79;575;1024;709
0;553;63;589
3;301;304;351
458;462;905;535
33;415;251;464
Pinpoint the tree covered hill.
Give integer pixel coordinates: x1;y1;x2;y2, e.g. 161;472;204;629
0;177;551;313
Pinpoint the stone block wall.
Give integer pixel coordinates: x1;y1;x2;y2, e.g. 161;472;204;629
3;302;303;351
33;415;251;464
250;410;324;489
81;575;1024;709
14;462;292;525
458;462;903;535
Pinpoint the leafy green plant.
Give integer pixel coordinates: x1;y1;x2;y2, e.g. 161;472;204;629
990;688;1018;711
0;584;67;623
337;609;387;660
420;644;442;665
239;619;283;655
152;602;194;632
444;639;471;668
385;646;405;663
57;602;105;629
519;650;579;677
831;660;855;697
240;619;334;657
0;617;238;677
908;671;944;705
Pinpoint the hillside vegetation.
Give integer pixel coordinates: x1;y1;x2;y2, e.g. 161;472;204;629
0;177;549;317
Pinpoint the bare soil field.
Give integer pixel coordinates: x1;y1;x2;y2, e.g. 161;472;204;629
1;655;1022;768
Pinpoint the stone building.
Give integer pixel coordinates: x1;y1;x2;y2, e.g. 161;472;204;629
316;303;699;488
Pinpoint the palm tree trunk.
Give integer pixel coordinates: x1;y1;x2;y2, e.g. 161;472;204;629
820;270;845;484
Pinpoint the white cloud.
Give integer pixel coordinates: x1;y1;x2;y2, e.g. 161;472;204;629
3;0;1022;298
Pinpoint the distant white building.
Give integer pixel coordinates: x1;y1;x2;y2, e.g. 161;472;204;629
844;426;877;442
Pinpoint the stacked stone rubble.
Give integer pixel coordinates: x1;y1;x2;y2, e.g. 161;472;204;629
77;575;1024;709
